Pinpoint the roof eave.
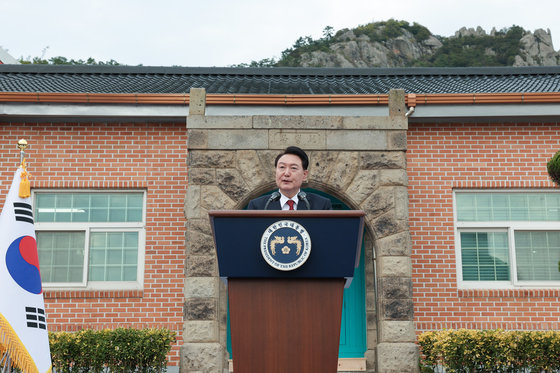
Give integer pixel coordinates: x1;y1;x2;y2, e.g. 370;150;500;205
2;92;560;106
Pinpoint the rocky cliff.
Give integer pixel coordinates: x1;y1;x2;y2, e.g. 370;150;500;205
269;22;560;68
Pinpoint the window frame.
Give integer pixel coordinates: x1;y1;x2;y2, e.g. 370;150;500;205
33;190;146;290
454;189;560;289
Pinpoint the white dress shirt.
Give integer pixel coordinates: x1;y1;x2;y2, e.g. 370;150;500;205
279;191;299;210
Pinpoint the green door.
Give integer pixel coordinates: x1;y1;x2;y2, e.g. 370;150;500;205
227;189;366;358
311;189;366;358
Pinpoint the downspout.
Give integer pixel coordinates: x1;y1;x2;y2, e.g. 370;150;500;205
405;93;416;117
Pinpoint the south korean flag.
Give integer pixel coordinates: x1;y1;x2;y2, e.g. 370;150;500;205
0;167;52;373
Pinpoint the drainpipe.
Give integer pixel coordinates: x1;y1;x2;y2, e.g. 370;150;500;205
405;93;417;117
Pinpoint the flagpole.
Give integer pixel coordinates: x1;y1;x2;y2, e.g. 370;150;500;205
0;350;11;373
18;139;27;166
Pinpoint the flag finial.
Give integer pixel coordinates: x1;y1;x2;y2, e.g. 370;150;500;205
17;139;30;198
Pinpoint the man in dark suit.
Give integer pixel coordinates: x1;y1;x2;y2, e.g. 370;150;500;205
247;146;332;210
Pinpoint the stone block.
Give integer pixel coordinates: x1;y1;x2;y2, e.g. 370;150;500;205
361;187;394;219
388;130;407;150
378;169;407;186
184;277;219;298
216;168;251;202
376;342;419;373
308;151;338;180
394;187;409;220
346;170;378;206
180;342;224;373
366;291;376;311
253;115;341;130
187;129;208;149
378;277;413;299
326;130;387;150
364;349;377;371
381;298;414;320
207;129;268;149
188;115;252;129
328;152;359;190
360;151;406;169
366;311;377;329
189;168;216;185
200;186;236;211
388;89;406;118
377;256;412;277
188;218;212;235
189;151;234;168
186;256;216;277
370;212;408;239
185;298;217;320
189;88;206;116
185;185;201;219
367;327;378;349
186;229;214;256
343;116;407;130
184;320;219;342
375;232;412;257
379;320;416;343
236;150;269;190
268;129;326;149
256;150;278;179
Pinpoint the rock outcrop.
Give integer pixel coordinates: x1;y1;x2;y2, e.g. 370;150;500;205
299;29;442;68
295;25;559;67
515;28;560;66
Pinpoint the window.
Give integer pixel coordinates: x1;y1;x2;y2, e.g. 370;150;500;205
34;191;145;289
455;191;560;288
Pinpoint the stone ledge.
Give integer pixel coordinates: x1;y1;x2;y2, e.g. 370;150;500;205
253;115;342;129
343;116;407;130
327;130;387;150
187;116;253;129
206;129;269;149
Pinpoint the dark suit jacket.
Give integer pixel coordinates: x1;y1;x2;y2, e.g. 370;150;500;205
247;192;332;210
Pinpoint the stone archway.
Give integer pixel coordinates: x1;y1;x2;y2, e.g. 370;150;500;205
181;89;418;373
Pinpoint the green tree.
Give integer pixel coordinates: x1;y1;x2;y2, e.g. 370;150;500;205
322;26;334;40
18;47;121;65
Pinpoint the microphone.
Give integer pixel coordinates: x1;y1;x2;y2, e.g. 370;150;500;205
264;191;281;210
297;191;311;210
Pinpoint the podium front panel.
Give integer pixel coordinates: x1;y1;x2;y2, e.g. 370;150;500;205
209;210;364;279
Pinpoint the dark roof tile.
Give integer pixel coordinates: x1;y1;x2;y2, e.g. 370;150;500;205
1;65;560;95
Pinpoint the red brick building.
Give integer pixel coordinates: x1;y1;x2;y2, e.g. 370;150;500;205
1;65;559;372
409;121;560;332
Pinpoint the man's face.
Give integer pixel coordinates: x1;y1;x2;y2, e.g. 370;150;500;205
275;154;308;198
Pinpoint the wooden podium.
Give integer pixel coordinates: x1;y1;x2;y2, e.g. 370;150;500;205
209;210;364;373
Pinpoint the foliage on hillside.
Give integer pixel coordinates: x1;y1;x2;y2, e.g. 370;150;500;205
416;25;524;67
10;20;543;68
20;56;120;65
15;46;121;65
237;20;530;68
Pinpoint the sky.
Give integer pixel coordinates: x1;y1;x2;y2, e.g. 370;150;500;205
1;0;559;67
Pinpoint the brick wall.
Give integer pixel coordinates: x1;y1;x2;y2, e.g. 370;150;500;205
0;121;188;365
407;121;560;333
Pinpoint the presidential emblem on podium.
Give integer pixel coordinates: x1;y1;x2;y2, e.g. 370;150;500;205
260;220;311;271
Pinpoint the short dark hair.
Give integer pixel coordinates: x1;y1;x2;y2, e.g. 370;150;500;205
274;146;309;170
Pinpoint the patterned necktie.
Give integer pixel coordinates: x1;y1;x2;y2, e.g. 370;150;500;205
286;200;295;210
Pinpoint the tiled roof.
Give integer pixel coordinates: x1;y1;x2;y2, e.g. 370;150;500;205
1;65;560;95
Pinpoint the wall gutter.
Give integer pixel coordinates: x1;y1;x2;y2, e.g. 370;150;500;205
1;92;560;106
